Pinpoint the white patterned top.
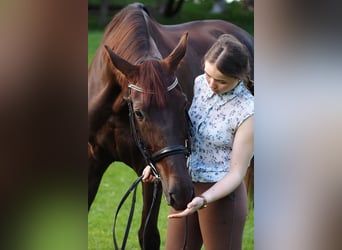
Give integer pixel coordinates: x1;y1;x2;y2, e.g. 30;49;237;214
188;74;254;182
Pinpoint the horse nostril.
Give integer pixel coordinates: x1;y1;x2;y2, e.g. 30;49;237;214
168;192;176;206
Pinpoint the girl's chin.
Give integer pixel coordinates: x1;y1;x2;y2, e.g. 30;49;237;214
211;88;219;94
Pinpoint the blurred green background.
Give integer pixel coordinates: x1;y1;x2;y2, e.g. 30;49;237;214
88;0;253;33
88;1;254;249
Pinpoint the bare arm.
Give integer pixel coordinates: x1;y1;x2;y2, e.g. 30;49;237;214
169;115;254;218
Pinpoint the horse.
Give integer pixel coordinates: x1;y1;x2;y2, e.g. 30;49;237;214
88;3;254;249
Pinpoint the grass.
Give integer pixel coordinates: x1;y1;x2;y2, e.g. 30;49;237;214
88;163;254;249
88;30;103;65
88;163;169;250
88;1;254;248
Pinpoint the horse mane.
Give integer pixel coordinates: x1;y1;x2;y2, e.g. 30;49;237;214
103;4;151;63
139;60;170;108
103;4;172;108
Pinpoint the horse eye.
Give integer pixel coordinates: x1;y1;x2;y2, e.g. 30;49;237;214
134;110;144;120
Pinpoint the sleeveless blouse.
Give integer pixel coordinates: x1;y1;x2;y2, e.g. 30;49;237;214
188;74;254;183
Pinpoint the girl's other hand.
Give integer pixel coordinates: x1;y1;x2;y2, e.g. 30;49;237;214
142;166;157;183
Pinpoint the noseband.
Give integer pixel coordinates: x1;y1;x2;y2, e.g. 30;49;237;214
127;78;191;179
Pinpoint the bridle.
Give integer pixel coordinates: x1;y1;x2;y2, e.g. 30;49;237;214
127;77;192;179
113;77;193;250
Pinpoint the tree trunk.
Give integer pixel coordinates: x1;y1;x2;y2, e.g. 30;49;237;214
99;0;109;26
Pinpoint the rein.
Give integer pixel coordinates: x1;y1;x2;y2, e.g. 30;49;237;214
113;77;192;250
113;175;143;250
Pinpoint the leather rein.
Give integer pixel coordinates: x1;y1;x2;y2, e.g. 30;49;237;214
113;77;192;250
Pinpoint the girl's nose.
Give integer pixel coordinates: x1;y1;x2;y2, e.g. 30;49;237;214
208;78;216;89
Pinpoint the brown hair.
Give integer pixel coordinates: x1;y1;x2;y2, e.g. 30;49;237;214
204;34;253;94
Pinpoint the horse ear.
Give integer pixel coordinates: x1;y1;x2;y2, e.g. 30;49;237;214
104;45;139;82
164;32;188;72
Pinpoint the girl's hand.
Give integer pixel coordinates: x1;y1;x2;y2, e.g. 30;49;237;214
142;166;157;183
168;196;206;218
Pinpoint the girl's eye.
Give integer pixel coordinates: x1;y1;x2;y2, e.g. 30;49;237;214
134;110;144;120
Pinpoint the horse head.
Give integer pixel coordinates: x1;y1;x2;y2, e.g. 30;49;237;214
104;33;194;210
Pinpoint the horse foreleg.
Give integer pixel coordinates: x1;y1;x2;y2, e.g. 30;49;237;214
88;156;111;210
139;181;163;250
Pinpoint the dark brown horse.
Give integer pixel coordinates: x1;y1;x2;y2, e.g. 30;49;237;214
88;3;254;249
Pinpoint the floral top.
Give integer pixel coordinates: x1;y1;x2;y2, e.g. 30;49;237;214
188;74;254;183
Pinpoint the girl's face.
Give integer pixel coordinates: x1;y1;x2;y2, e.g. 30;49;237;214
204;61;240;95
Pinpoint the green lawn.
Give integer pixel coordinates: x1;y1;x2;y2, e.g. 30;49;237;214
88;30;103;66
88;163;169;250
88;162;254;249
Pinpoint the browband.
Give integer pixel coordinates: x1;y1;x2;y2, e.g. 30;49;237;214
128;78;178;93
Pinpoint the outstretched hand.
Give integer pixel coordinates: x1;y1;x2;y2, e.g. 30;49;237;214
168;196;205;218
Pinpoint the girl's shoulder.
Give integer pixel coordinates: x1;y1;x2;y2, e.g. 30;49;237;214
239;84;254;102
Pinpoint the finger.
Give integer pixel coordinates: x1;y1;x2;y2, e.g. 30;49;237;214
168;212;186;218
143;176;153;183
168;208;193;218
147;176;155;182
168;212;188;218
143;174;156;183
142;167;151;180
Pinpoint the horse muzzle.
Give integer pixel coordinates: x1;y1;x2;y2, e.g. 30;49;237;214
157;163;194;210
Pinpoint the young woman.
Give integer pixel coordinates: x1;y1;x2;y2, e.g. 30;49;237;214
143;34;254;250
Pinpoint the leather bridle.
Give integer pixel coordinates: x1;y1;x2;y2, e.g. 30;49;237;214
127;77;192;179
113;77;193;250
